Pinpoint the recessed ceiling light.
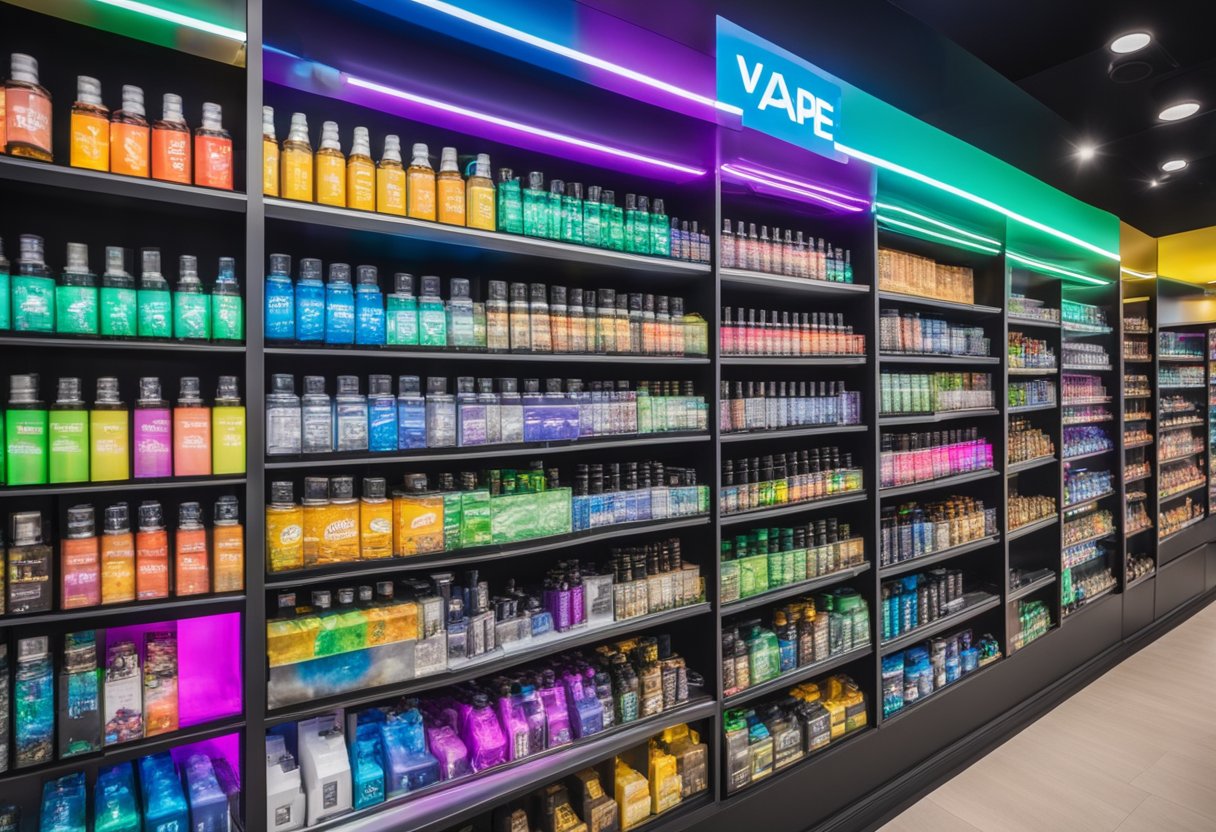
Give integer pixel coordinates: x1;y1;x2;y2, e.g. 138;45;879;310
1077;144;1097;161
1110;32;1151;53
1158;101;1201;121
1150;179;1159;187
1161;159;1188;172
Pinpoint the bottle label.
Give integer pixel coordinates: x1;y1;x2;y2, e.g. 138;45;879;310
49;412;89;483
212;295;245;340
133;411;172;478
100;287;138;337
7;87;52;155
468;187;495;230
212;408;247;474
316;154;345;205
386;300;418;345
55;285;99;334
136;533;169;599
5;409;49;485
137;289;172;338
175;534;210;595
296;288;325;341
419;308;447;347
377;168;406;215
111;122;150;177
62;538;101;608
356;297;385;345
152;127;191;183
90;411;130;481
265;285;295;339
263;140;280;196
282;148;313;201
407;173;436;220
349;163;375;211
195;133;233;190
70;112;110;171
326;298;355;343
174;293;211;340
11;275;55;331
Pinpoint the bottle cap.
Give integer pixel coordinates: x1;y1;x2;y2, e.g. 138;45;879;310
261;105;274;137
104;503;130;533
178;501;201;527
65;242;90;274
625;193;637;210
420;275;440;296
637;195;650;213
551;285;566;305
587;185;601;203
473;153;491;178
216;257;237;285
214;495;240;524
303;375;326;395
410;143;429;164
523;378;540;394
336;375;360;395
426;376;447;395
122;84;145;116
66;505;95;538
510;282;527;302
375;580;394;599
351;126;370;156
549;178;565;195
56;377;83;404
76;76;102;106
330;476;355;500
450;277;470;298
397;375;420;395
104;246;128;277
138;500;164;530
299;257;321;281
303;476;329;504
328;263;351;284
356;265;378;286
456;376;475;394
363;477;386;500
477;377;493;394
311;590;332;610
178;254;199;281
382;134;401;163
18;234;45;266
530;283;546;303
488;280;506;301
201;102;223;130
337;587;355;605
528;171;545;189
368;374;391;396
10;511;42;545
138;376;162;403
287;112;309;143
270;374;295;395
270;481;294;505
158;93;184;124
393;273;414;294
216;375;240;402
653;198;665;214
136;248;161;278
95;377;120;404
497;167;514;183
565;181;582;199
319;120;340;151
10;54;38;84
602;189;616;205
8;373;39;404
439;146;459;172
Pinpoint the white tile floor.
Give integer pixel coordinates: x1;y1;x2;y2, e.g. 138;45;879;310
880;600;1216;832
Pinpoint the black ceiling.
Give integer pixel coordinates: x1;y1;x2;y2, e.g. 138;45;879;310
889;0;1216;237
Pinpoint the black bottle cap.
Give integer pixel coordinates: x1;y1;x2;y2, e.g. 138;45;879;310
363;477;387;500
330;476;355;500
66;505;95;538
393;273;414;294
269;253;291;275
270;481;294;505
138;500;164;530
177;501;201;526
328;263;351;284
214;495;240;524
356;265;378;286
104;503;131;533
299;258;322;281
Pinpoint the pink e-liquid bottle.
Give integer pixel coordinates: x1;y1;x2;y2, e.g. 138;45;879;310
133;376;173;478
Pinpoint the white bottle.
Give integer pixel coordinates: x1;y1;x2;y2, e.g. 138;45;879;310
266;735;306;832
298;715;353;825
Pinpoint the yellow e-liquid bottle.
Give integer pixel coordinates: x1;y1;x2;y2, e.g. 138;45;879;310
406;142;436;221
280;111;313;202
465;152;496;231
315;120;346;207
376;134;406;216
262;105;279;197
436;145;466;226
347;126;375;212
89;376;129;482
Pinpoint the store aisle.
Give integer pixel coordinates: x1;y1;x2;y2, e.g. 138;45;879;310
879;600;1216;832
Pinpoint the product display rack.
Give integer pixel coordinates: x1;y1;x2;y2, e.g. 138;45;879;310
2;4;1208;832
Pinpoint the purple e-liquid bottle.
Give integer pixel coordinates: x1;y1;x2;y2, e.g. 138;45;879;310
133;376;173;478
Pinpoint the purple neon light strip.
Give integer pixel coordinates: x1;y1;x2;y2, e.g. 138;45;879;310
345;75;707;176
720;163;868;212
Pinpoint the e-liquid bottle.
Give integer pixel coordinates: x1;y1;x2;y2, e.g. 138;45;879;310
385;272;418;346
61;505;101;609
56;242;99;335
562;182;584;244
69;75;108;171
334;375;368;452
396;375;426;450
509;282;530;352
152;93;191;184
211;257;243;341
523;171;547;237
447;278;475;349
315;120;345;207
324;263;355;345
651;198;671;257
264;252;295;341
99;246;137;338
212;376;246;475
6;54;53;161
354;265;385;345
346;126;375;211
295;257;325;342
110;84;149;177
137;248;172;339
135;501;169;599
583;185;602;248
465;152;495;230
437;146;466;226
425;376;456;448
211;495;244;592
261;105;278;196
281;112;313;202
174;501;210;596
89;377;129;482
132;376;172;479
173;254;211;340
48;377;89;484
604;190;625;251
547;178;565;240
300;375;333;454
100;502;136;604
11;234;54;333
376;134;406;216
496;168;523;234
485;280;509;352
265;374;302;457
418;275;447;347
367;375;398;453
359;478;392;559
407;142;436;221
266;481;303;573
173;376;212;476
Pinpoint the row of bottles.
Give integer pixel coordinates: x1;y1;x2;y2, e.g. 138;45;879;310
719;517;865;604
720;219;853;282
719;380;863;433
720;308;864;356
1;374;245;486
0;236;242;340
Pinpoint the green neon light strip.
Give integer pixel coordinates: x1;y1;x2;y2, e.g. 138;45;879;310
1007;251;1110;285
877;214;1003;255
874;202;1002;246
93;0;246;40
840;143;1120;261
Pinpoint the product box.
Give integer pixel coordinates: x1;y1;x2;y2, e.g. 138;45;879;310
583;573;615;627
41;773;86;832
568;769;618;832
459;488;493;548
143;631;179;737
647;744;682;814
94;763;139;832
535;784;588;832
140;753;189;832
267;642;416;710
391;492;444;556
442;491;463;551
723;716;751;794
491;488;572;544
59;631;101;758
184;754;231;832
661;726;708;798
15;636;54;768
613;759;651;830
103;640;144;746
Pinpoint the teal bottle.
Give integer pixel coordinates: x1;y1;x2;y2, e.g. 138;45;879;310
137;248;172;339
522;171;547;237
11;234;55;333
650;198;671;257
172;255;211;340
99;246;137;338
496;168;523;234
604;190;625;251
55;242;99;336
583;185;602;249
562;182;584;244
547;179;565;240
385;272;418;346
211;256;244;341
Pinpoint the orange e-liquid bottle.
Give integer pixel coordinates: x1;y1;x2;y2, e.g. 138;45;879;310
376;134;406;216
135;500;169;600
211;495;244;592
110;84;149;177
69;75;109;172
172;376;212;477
5;53;53;161
61;504;101;609
151;93;191;184
100;502;136;604
174;501;210;596
194;102;233;190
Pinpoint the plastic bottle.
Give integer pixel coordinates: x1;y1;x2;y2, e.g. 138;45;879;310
212;376;246;475
407;143;436;221
100;502;136;604
135;500;170;600
137;248;172;339
385;272;418;346
417;275;447;347
465;153;495;230
395;375;426;450
522;171;547;237
132;376;172;479
194;102;233;190
89;377;129;482
376;134;406;216
110;85;149;177
447;277;475;348
295;257;325;342
496;168;523;234
151;93;190;184
265;374;302;456
300;375;332;454
347;126;375;211
173;255;210;340
211;495;244;592
261;105;278;196
11;234;54;333
61;505;101;608
334;375;368;452
324;263;355;345
69;76;108;171
5;54;53;160
354;265;385;345
172;376;212;476
265;481;304;573
211;257;243;341
56;242;99;336
359;477;392;559
281;112;313;202
367;375;397;453
99;246;137;338
174;501;210;596
49;377;89;483
436;146;465;226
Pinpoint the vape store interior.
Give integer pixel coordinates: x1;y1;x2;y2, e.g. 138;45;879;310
0;1;1213;831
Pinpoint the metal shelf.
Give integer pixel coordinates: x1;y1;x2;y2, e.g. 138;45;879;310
1159;421;1206;434
1061;364;1113;372
1007;455;1058;475
879;536;1000;577
1062;447;1116;463
877;291;1001;315
1007;515;1059;541
1159;449;1206;465
264;346;710;364
878;468;999;499
721;563;872;615
1008;402;1058;414
1062;528;1116;550
879;593;1001;655
719;268;871;296
721;355;867;366
0;476;246;499
1157;354;1206;363
720;424;868;444
722;645;873;708
1062;491;1116;513
879;354;1000;365
1008;572;1057;602
1008;367;1059;375
1006;316;1061;330
0;594;245;630
720;492;869;527
1159;481;1208;502
879;408;1000;426
0;335;245;353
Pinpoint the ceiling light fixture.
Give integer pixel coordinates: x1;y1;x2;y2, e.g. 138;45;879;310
1109;32;1151;53
1158;101;1201;121
1077;144;1097;162
1150;179;1159;187
1161;159;1188;172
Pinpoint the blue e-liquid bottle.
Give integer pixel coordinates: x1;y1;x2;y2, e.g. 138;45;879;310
325;263;355;345
368;374;398;452
396;375;427;449
355;265;385;346
294;257;325;342
265;253;294;341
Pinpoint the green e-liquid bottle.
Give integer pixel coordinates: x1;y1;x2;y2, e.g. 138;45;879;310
547;178;565;240
48;376;89;483
496;168;523;235
11;234;54;333
0;236;10;330
211;256;244;341
5;373;49;486
173;254;211;340
523;171;547;238
583;185;602;249
99;246;137;338
55;242;99;336
137;248;172;339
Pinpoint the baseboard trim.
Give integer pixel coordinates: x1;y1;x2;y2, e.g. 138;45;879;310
810;588;1216;832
